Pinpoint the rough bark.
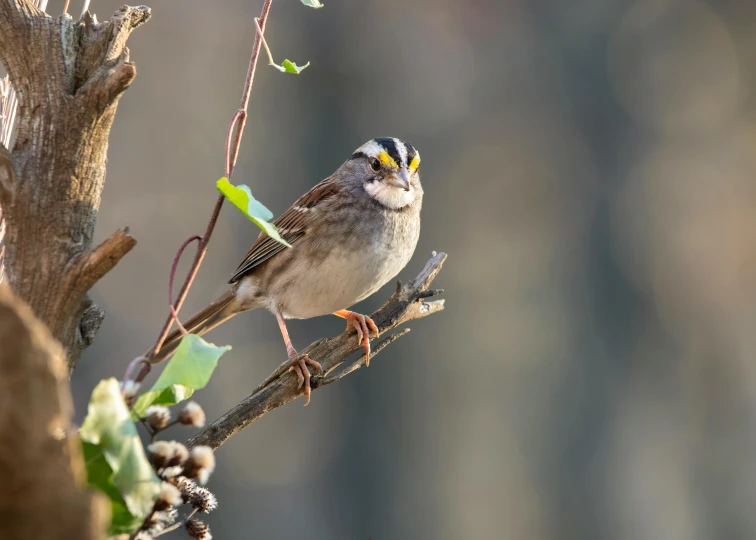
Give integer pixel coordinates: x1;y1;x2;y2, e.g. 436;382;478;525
0;285;108;539
188;252;447;450
0;2;147;368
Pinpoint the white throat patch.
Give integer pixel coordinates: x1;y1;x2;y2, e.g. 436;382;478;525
364;180;415;210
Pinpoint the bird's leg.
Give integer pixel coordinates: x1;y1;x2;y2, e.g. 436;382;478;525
274;311;321;406
333;310;380;366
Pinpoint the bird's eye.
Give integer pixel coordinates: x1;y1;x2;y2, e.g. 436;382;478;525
369;157;381;172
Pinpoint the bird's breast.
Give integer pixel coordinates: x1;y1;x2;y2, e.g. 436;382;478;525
265;208;420;319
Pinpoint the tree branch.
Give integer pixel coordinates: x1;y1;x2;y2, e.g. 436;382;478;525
0;285;108;539
187;252;447;450
76;7;150;105
316;328;412;387
67;226;137;296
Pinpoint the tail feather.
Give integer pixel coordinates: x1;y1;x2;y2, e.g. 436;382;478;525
148;290;239;363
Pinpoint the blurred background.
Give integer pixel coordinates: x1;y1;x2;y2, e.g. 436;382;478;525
31;0;756;537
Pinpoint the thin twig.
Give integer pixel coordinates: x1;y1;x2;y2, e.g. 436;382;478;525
153;509;198;537
137;416;156;442
145;0;275;375
139;415;181;442
162;418;181;431
315;329;411;387
170;305;188;336
123;356;150;386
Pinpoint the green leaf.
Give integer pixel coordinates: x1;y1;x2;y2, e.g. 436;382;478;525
82;442;121;502
216;176;273;220
80;379;161;533
136;385;194;413
109;498;145;535
216;177;291;247
275;59;310;74
300;0;324;7
133;334;231;416
82;442;143;535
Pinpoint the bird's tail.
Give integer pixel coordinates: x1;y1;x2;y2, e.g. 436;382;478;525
148;289;240;364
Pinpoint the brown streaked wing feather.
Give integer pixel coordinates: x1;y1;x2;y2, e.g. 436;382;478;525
228;177;341;283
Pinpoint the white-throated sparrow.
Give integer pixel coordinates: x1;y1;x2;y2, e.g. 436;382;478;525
150;137;423;404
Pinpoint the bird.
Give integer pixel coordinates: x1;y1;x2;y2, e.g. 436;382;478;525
149;137;423;404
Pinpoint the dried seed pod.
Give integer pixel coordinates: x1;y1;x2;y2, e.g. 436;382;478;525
182;446;215;485
191;486;218;513
166;441;189;467
174;476;198;504
121;380;141;408
178;401;206;427
147;441;172;470
145;405;171;431
186;518;212;540
153;481;182;511
148;441;189;472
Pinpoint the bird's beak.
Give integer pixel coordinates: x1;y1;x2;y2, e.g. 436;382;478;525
386;167;411;191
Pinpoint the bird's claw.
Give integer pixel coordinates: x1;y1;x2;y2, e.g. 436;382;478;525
287;352;322;406
342;312;379;366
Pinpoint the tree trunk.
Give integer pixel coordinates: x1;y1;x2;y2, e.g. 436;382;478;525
0;2;146;368
0;285;108;539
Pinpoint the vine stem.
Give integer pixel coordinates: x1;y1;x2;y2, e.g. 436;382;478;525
255;17;277;68
168;235;201;335
133;0;275;385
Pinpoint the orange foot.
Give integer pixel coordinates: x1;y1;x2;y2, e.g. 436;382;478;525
286;345;322;406
333;310;380;366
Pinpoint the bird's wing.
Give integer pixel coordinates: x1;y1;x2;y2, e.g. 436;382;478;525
228;177;342;283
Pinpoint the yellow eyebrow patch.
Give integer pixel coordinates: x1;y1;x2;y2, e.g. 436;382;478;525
408;154;421;171
377;150;398;168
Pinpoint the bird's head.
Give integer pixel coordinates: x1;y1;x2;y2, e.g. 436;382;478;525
348;137;422;210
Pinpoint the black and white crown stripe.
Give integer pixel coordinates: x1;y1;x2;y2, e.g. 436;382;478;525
350;137;418;169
